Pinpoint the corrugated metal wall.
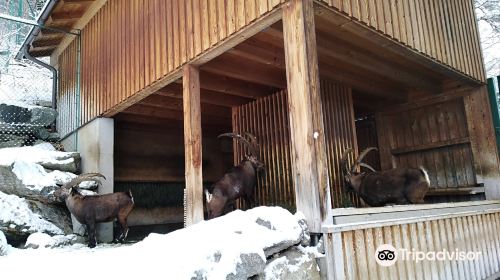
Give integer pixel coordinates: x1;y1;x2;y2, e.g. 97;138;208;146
335;211;500;279
232;80;360;210
319;0;485;82
376;97;477;191
57;0;285;138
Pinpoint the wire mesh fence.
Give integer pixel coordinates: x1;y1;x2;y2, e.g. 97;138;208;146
0;0;55;148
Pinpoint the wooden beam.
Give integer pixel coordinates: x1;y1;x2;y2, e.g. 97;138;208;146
114;113;230;132
157;83;253;107
391;137;470;155
123;103;228;126
199;71;275;99
140;94;232;118
283;0;330;232
183;65;204;225
426;187;485;196
464;86;500;199
50;10;85;21
318;62;406;101
31;36;64;48
50;0;107;65
228;38;286;69
202;53;287;88
262;24;440;93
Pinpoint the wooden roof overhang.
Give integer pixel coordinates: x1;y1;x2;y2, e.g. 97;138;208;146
118;4;481;127
20;0;97;58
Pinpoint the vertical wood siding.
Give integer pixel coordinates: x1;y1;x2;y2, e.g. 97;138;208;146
319;0;485;82
376;97;477;190
232;81;360;210
57;39;79;137
330;210;500;280
320;80;361;208
232;90;296;211
58;0;285;138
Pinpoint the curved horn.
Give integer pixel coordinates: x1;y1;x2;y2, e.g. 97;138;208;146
359;162;377;172
218;132;257;156
341;148;353;176
63;173;106;189
351;147;378;173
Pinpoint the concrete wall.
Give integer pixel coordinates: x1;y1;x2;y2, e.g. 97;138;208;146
62;117;114;242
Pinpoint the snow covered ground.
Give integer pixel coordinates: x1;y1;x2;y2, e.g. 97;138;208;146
0;207;316;280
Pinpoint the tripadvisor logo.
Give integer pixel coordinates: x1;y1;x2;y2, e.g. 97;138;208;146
375;244;397;266
375;244;482;266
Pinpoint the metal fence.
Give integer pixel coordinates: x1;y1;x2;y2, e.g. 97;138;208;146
0;0;54;148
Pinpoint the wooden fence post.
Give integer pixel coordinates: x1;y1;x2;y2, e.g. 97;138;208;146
283;0;331;232
183;64;204;225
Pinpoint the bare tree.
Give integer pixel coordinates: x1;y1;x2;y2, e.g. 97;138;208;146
475;0;500;77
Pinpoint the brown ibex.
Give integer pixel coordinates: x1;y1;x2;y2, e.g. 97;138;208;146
341;147;430;206
55;173;134;248
205;132;264;219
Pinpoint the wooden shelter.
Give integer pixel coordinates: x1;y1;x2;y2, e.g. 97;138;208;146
20;0;500;278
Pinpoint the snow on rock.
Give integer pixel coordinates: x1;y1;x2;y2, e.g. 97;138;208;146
0;230;7;256
0;191;63;241
12;160;75;190
24;232;84;249
0;144;80;204
0;206;309;280
0;143;80;173
255;246;321;280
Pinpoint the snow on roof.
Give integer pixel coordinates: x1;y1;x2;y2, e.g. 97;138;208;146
0;206;307;280
0;191;63;235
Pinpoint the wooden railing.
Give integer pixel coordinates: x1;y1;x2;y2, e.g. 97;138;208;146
321;201;500;280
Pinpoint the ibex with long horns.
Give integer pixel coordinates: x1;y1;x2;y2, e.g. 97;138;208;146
55;173;134;248
205;132;264;219
341;147;430;206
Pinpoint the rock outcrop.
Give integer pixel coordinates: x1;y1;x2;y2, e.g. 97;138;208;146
0;230;8;256
0;103;59;146
256;246;322;280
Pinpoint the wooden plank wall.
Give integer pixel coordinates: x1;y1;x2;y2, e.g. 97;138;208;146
321;80;361;208
57;0;285;138
355;117;381;171
334;211;500;280
57;39;79;137
232;90;296;211
232;80;360;210
319;0;485;82
376;97;477;191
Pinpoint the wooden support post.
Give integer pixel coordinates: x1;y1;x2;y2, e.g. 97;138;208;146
283;0;331;232
464;85;500;199
183;64;204;225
